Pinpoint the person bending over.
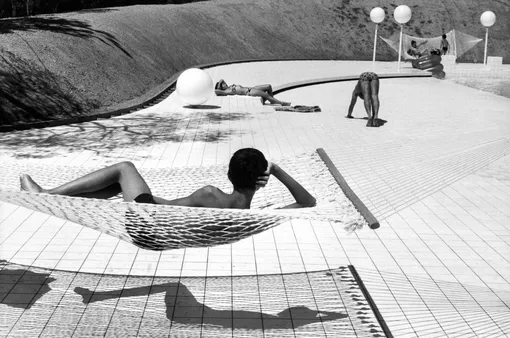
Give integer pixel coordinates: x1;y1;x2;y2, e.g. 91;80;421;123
346;72;380;127
215;79;291;106
20;148;316;210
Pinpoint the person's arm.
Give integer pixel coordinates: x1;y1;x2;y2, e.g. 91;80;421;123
417;41;429;56
215;90;229;96
347;91;358;117
215;85;235;96
258;163;316;209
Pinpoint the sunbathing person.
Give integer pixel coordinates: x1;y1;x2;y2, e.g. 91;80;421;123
215;79;291;106
20;148;316;210
346;72;380;127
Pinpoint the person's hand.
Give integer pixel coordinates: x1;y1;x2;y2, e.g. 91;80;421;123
255;162;277;190
255;173;269;190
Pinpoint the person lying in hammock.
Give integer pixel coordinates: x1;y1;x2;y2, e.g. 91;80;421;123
215;79;291;106
20;148;316;210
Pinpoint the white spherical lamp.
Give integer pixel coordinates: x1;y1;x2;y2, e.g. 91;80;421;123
480;11;496;65
370;7;385;24
176;68;214;106
394;5;412;24
480;11;496;27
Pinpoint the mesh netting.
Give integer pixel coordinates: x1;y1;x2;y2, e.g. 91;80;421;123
380;29;482;60
0;152;366;250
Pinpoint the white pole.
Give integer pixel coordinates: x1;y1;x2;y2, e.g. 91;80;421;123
372;24;378;65
397;24;403;71
484;27;489;65
452;29;457;59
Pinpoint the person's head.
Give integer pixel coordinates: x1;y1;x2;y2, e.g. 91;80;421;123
228;148;268;191
442;34;447;39
411;40;417;47
215;79;228;90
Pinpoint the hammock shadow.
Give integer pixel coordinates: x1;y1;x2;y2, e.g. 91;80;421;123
74;8;119;14
0;112;252;159
0;260;56;310
352;267;510;325
0;17;131;57
74;282;347;329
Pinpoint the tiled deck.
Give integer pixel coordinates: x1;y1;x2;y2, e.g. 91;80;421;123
0;60;509;337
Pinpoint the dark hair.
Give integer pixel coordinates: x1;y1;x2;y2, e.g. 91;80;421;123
215;80;224;90
442;34;447;39
228;148;268;190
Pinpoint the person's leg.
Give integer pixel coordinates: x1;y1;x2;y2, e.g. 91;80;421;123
248;88;290;106
370;79;380;126
20;161;151;202
252;84;273;96
360;81;373;126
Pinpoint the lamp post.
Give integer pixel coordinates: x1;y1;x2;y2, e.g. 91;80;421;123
480;11;496;65
394;5;412;72
370;7;385;68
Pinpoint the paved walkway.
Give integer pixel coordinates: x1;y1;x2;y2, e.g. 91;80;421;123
0;61;509;337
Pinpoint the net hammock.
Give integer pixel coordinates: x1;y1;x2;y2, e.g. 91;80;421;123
0;151;366;251
380;29;482;60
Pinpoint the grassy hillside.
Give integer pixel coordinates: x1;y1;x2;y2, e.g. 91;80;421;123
0;0;508;124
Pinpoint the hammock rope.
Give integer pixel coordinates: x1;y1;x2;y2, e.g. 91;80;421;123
0;151;366;250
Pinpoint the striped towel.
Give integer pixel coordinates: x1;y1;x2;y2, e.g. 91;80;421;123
274;105;321;113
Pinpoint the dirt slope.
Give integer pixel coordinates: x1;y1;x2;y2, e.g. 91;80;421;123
0;0;508;123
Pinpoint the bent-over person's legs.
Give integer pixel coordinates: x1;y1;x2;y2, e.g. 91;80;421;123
360;81;374;126
370;79;380;126
20;161;151;202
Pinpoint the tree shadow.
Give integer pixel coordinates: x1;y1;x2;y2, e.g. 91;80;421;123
0;17;131;57
75;282;347;329
74;8;119;14
0;111;252;159
140;0;210;5
0;49;99;126
184;105;221;110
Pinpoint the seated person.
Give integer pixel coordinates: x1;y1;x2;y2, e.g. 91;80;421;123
20;148;316;210
215;79;291;106
407;40;429;58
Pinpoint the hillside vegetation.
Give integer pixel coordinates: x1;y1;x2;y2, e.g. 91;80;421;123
0;0;508;124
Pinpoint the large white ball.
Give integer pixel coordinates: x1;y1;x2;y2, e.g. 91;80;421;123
394;5;412;24
480;11;496;27
370;7;385;24
176;68;214;106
